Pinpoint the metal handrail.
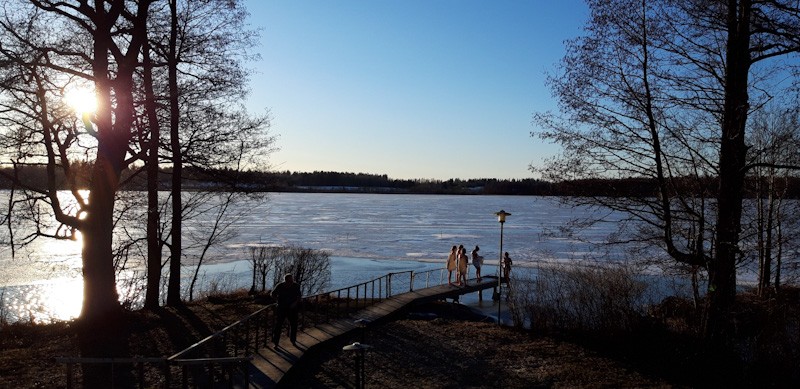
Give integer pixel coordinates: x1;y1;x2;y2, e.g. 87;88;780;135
56;270;421;388
168;305;274;360
55;356;251;389
411;268;448;289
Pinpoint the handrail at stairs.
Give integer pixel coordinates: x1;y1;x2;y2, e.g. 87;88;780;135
56;269;426;388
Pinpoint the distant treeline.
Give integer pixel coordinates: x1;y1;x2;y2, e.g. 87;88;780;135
2;166;800;197
252;170;550;195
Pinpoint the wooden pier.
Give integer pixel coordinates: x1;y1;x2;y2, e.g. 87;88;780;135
56;271;500;388
246;276;499;388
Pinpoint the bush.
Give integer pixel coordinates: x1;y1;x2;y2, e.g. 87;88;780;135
272;246;331;297
508;263;650;334
247;245;332;297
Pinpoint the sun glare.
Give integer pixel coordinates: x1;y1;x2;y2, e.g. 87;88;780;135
43;278;83;321
65;88;98;116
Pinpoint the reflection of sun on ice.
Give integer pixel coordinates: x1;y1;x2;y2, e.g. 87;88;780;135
44;279;83;321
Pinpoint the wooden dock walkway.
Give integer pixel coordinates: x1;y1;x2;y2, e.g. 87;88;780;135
245;276;500;388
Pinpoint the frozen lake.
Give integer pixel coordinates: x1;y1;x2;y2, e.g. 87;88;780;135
0;192;661;322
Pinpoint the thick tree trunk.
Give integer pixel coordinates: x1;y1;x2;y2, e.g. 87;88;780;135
80;164;121;321
79;69;133;388
79;0;121;331
77;2;149;384
78;155;128;387
706;0;751;345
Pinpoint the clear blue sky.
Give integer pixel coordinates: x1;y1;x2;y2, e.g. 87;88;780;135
244;0;588;180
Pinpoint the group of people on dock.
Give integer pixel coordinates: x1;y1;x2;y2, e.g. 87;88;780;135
446;244;484;286
446;245;512;286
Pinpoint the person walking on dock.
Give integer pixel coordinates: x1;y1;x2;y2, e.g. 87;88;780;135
271;274;302;348
446;245;458;285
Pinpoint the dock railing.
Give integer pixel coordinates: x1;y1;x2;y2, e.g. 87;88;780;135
56;269;437;388
411;268;448;290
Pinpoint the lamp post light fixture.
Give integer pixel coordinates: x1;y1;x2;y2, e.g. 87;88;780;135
494;210;510;325
343;342;372;389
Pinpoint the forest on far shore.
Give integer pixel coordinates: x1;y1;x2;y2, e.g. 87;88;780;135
2;165;800;197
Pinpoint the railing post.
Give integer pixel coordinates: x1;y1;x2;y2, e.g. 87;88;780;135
243;359;251;388
65;362;73;389
254;314;261;351
300;296;306;328
137;362;145;389
261;310;269;347
181;365;188;389
162;361;170;389
337;290;342;319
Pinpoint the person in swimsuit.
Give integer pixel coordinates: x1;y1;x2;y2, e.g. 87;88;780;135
457;246;469;286
471;245;483;282
446;245;457;285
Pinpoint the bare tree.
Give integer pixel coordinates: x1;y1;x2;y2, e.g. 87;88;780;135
0;1;153;384
534;0;800;343
0;0;151;314
187;191;244;301
743;107;800;297
273;246;332;297
137;0;273;307
0;5;272;381
247;245;283;293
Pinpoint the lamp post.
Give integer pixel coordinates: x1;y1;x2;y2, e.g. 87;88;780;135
343;342;372;389
495;210;510;325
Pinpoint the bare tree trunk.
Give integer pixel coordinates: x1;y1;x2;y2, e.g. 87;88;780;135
756;173;766;296
706;0;752;345
691;265;701;309
188;193;235;301
79;2;151;384
774;215;782;293
761;175;776;297
143;40;162;309
166;0;183;306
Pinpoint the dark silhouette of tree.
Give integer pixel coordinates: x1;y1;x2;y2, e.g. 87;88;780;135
0;0;153;384
136;0;273;307
534;0;800;344
744;107;800;297
0;3;272;384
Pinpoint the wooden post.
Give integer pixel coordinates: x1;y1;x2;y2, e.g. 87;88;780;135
66;362;73;389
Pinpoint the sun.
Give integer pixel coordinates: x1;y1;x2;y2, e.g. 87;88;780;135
64;87;98;115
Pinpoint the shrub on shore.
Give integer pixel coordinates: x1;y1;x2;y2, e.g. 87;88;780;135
506;263;800;386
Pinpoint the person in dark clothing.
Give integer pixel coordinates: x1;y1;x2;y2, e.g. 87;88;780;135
502;252;512;283
271;274;302;348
